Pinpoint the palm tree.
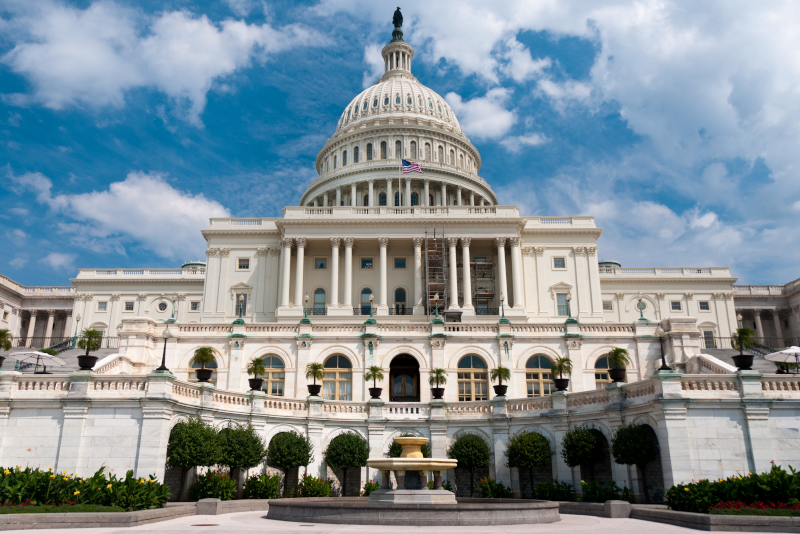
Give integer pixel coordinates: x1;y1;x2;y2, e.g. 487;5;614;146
552;356;573;380
305;362;324;385
428;368;447;387
77;329;102;356
490;366;511;386
193;347;216;369
732;328;755;355
0;329;11;368
607;348;631;369
247;357;267;377
365;365;384;388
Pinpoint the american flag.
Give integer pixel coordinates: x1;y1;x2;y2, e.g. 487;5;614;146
402;159;423;174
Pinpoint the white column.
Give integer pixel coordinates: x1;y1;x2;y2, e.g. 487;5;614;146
456;186;462;206
313;199;318;207
335;187;341;207
62;312;72;338
280;238;293;307
270;249;281;313
461;238;474;312
323;192;328;207
441;183;447;206
44;310;56;346
405;178;411;207
496;238;508;306
25;311;37;347
294;238;306;309
510;237;525;309
423;180;430;206
378;237;389;310
481;198;486;206
773;312;784;345
413;237;424;315
368;180;374;207
387;179;393;207
447;237;460;309
350;183;357;207
330;238;340;307
754;309;764;339
343;238;353;308
470;191;475;206
215;249;230;314
202;248;218;313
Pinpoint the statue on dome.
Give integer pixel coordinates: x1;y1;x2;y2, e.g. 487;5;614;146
393;7;403;28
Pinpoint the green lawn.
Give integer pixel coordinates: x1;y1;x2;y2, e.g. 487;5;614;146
710;508;800;517
0;504;125;514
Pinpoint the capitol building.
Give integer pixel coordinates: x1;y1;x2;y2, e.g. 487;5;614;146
2;17;800;502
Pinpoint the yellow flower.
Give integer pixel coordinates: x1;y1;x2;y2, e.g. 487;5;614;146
3;470;9;475
48;467;53;471
73;490;80;496
106;484;112;489
50;475;55;479
62;471;67;474
63;477;69;481
139;479;146;484
16;466;21;470
684;488;690;492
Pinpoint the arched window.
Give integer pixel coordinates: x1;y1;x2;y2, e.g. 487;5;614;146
428;100;433;109
424;143;431;160
333;155;337;169
445;108;450;117
395;140;402;158
437;146;443;162
395;94;401;105
323;355;352;400
459;154;464;168
394;288;406;314
438;103;442;113
372;98;378;108
346;109;351;120
411;192;419;206
379;192;387;206
380;141;387;159
384;95;389;106
354;146;359;163
418;96;422;107
261;355;285;396
363;194;369;206
362;101;368;111
449;149;455;165
526;355;554;397
343;150;348;166
313;288;326;314
410;141;417;159
457;355;488;401
190;355;218;384
361;288;373;315
366;143;372;161
407;95;412;105
595;356;614;388
394;192;402;206
429;194;434;206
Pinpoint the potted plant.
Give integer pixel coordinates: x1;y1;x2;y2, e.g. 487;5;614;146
607;348;630;382
731;327;755;370
0;329;11;368
490;365;511;397
305;362;324;396
429;368;447;399
247;357;266;391
76;329;102;370
365;365;384;399
192;346;216;382
552;356;573;391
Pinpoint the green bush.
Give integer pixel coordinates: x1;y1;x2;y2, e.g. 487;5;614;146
323;432;370;496
447;434;491;497
611;424;659;503
0;504;125;514
242;473;281;499
360;480;381;496
298;475;331;497
267;432;314;497
666;465;800;514
504;431;551;496
477;477;514;498
427;479;453;492
578;480;631;503
191;471;237;501
219;423;268;492
530;479;576;501
561;425;606;480
166;417;222;501
0;466;168;510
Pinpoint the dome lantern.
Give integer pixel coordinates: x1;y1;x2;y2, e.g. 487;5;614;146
382;8;414;76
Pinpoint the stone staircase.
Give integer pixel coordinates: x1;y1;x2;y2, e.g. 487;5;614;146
701;348;777;373
4;347;119;374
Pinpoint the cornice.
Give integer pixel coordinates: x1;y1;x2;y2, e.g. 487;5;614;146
522;228;604;237
201;230;281;238
70;279;205;285
276;218;526;229
599;277;738;284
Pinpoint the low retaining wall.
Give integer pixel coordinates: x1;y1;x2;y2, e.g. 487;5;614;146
0;504;197;531
196;499;271;515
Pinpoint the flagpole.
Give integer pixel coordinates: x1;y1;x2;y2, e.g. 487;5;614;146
399;157;402;207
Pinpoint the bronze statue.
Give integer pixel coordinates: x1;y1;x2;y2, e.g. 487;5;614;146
393;7;403;28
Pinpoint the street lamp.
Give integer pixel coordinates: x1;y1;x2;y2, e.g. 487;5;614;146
237;294;245;319
500;293;506;320
433;292;440;318
655;325;671;371
369;293;375;319
156;326;171;372
737;313;743;329
72;314;82;349
566;293;572;319
304;293;310;319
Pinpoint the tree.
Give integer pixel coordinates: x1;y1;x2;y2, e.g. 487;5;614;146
552;356;573;379
732;327;756;355
166;417;222;501
323;432;370;496
247;357;266;377
612;424;659;503
560;425;606;481
364;366;384;388
267;431;314;497
305;362;324;385
490;366;511;386
428;368;447;387
607;348;631;369
0;329;12;353
192;347;216;369
447;433;491;497
388;433;431;458
77;329;102;356
219;423;268;494
505;431;551;495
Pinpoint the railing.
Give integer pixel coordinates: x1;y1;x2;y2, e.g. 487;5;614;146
507;399;552;412
10;336;119;350
680;376;739;391
599;267;719;276
388;308;413;315
91;377;148;392
475;308;499;316
733;285;786;296
309;308;328;316
567;391;610;408
384;404;430;418
701;337;798;351
580;325;635;333
322;402;367;414
15;376;71;392
286;205;521;220
445;401;493;415
265;399;307;411
80;268;204;277
179;325;233;333
230;219;262;226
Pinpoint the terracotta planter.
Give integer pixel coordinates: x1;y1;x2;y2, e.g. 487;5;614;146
307;384;322;396
553;378;570;391
608;368;627;383
195;368;214;382
248;378;264;391
77;355;98;371
732;354;754;371
493;384;508;397
431;387;445;399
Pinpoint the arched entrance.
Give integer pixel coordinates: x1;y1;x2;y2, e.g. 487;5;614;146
389;355;419;402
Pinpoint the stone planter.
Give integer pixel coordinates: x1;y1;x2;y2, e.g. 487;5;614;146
368;387;382;399
248;378;264;391
307;384;322;396
0;356;5;368
732;354;754;371
431;387;445;399
195;368;214;382
608;368;626;383
493;384;508;396
553;378;570;391
77;355;98;371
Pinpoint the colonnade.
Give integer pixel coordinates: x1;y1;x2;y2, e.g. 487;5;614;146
309;178;488;209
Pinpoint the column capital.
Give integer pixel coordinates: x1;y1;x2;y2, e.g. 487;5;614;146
457;185;463;191
12;307;21;315
685;292;695;300
522;247;533;256
343;237;355;248
423;178;430;184
446;236;459;248
207;247;220;257
257;247;268;256
752;307;762;315
586;246;597;256
330;237;340;249
378;237;389;248
138;293;148;301
495;237;507;248
533;246;545;256
460;237;471;247
29;310;39;318
110;294;121;301
571;246;585;255
220;248;231;257
509;236;520;247
63;310;72;317
412;237;423;248
270;248;281;256
47;309;58;316
368;179;375;184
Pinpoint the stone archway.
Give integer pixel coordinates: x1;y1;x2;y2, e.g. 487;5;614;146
579;429;613;485
638;424;665;503
389;355;420;402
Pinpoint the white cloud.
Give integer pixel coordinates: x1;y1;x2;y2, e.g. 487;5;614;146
2;0;324;124
498;37;551;83
10;170;230;259
9;255;28;269
6;229;27;246
225;0;257;17
362;43;385;88
8;112;21;127
8;207;29;216
536;78;593;110
500;133;549;153
445;88;516;140
41;252;76;271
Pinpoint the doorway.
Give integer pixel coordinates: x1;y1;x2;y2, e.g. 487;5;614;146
389;355;420;402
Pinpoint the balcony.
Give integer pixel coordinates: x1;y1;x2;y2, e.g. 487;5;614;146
283;205;519;220
74;268;206;280
599;267;732;278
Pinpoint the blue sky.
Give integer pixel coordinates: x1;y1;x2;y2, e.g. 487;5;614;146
2;0;799;286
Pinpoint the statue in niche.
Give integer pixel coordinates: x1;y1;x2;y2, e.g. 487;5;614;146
393;7;403;28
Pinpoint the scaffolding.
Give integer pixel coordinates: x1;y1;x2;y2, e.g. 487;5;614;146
424;227;448;319
457;253;498;315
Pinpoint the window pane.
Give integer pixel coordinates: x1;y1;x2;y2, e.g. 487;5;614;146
315;258;327;269
394;258;406;269
557;294;568;316
362;258;373;269
553;258;566;269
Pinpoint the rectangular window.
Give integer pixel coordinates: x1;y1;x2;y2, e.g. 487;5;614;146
190;301;200;311
2;311;8;322
315;258;327;269
553;257;566;269
394;257;406;269
671;301;682;311
556;293;569;316
703;331;716;348
699;301;710;311
97;302;107;312
124;302;134;312
238;258;250;270
235;294;247;315
361;258;373;269
474;257;486;263
602;301;613;311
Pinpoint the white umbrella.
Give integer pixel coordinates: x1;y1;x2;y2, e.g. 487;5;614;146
9;351;67;374
765;347;800;374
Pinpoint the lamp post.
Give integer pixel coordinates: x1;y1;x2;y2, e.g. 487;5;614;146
655;326;671;371
500;293;506;320
369;293;375;319
304;294;310;319
156;326;171;372
433;292;440;318
566;293;572;319
238;294;245;319
72;314;81;349
737;313;743;329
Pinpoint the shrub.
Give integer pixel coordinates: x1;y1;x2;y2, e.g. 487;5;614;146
666;464;800;514
0;504;125;514
0;466;168;510
298;475;332;497
427;479;453;492
611;424;659;503
191;471;237;501
166;417;222;500
530;479;576;501
359;480;381;496
388;434;431;458
561;425;606;480
504;431;551;495
578;480;631;503
218;423;268;492
477;477;514;499
243;473;281;499
323;432;370;496
267;432;314;497
447;434;491;497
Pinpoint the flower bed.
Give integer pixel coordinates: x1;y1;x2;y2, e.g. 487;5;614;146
0;503;125;514
710;501;800;516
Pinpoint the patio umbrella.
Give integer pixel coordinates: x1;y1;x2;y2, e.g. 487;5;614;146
9;351;67;374
765;347;800;374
